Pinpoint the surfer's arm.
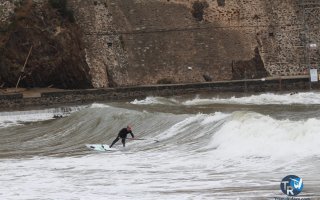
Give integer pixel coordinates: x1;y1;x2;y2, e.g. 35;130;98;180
129;131;134;138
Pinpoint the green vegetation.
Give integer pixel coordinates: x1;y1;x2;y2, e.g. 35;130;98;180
48;0;75;23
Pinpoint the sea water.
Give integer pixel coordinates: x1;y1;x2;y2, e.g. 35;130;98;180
0;92;320;200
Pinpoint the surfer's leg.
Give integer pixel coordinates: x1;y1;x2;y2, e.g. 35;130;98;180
121;138;126;147
110;137;119;148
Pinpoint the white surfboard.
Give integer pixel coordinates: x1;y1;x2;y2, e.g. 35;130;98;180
85;144;118;152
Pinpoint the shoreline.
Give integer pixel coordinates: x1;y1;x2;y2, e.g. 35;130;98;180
0;75;319;111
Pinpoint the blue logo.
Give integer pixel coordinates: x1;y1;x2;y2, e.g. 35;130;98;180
280;175;304;196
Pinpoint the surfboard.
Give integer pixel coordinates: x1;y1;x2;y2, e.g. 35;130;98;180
85;144;118;152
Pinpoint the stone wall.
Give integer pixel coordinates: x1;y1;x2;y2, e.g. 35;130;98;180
167;0;320;76
70;0;129;88
1;0;319;89
0;0;16;27
69;0;320;87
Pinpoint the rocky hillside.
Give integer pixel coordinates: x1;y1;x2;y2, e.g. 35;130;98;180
0;0;319;89
0;0;91;89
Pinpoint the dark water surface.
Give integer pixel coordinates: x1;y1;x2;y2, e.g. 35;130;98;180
1;92;320;199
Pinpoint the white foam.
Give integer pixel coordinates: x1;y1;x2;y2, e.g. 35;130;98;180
156;115;202;140
200;112;230;125
156;112;230;141
0;106;85;128
130;96;178;105
183;92;320;105
1;109;320;199
0;112;54;128
207;112;320;160
131;97;162;105
90;103;110;108
0;153;234;200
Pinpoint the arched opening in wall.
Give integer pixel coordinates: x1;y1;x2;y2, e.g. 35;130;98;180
217;0;225;7
192;1;209;21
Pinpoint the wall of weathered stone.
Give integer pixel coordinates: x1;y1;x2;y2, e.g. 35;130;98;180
69;0;319;88
0;0;93;89
70;0;129;88
0;1;15;26
1;0;319;88
165;0;320;76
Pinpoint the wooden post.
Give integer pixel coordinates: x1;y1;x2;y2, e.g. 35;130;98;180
15;45;33;89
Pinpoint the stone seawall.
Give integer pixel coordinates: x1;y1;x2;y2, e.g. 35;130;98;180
69;0;320;87
1;1;319;89
0;76;318;111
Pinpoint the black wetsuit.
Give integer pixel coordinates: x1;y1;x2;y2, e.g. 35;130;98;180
109;128;134;148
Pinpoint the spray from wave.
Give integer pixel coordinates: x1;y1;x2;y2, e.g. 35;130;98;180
183;92;320;105
0;106;86;128
131;96;179;105
205;112;320;160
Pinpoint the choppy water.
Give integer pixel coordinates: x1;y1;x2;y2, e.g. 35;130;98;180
1;92;320;199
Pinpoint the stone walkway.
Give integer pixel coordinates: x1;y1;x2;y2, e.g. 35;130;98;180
0;88;65;98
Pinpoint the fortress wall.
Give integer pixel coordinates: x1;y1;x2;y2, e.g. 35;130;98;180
1;0;318;89
24;0;320;87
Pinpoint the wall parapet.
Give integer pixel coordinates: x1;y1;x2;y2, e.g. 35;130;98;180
0;75;317;111
0;93;23;100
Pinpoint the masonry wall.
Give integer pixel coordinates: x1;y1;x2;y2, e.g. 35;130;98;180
1;0;319;89
69;0;320;88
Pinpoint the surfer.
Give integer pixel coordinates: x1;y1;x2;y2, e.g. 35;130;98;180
109;125;134;148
